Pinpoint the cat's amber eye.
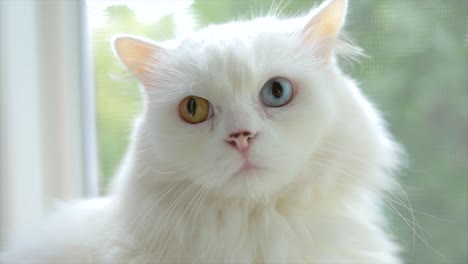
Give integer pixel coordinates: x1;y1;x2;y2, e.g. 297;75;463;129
179;96;212;124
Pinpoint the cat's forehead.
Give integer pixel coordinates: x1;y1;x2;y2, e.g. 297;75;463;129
155;16;320;104
179;17;299;49
168;17;305;92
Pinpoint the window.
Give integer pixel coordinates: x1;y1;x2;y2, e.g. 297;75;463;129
0;1;466;263
0;0;98;249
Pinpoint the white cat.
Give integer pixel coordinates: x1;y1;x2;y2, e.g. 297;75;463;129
2;0;404;263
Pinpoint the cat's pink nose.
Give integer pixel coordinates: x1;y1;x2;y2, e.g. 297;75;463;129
225;130;257;153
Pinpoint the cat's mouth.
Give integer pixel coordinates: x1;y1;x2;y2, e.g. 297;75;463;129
232;161;263;177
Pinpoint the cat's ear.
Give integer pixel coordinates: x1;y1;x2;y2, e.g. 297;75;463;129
301;0;347;57
112;34;165;87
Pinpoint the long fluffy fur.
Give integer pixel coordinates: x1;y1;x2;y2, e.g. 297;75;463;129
2;1;403;263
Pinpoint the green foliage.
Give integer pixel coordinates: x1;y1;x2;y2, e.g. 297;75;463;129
92;1;467;262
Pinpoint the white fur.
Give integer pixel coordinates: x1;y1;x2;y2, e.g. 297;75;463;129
2;1;403;263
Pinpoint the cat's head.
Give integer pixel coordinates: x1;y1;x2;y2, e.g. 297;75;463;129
113;0;370;199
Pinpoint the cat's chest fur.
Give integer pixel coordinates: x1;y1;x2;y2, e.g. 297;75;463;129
112;180;397;264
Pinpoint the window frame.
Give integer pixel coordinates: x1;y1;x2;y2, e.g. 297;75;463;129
0;0;98;249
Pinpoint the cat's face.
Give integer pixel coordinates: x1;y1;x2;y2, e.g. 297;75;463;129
114;0;351;199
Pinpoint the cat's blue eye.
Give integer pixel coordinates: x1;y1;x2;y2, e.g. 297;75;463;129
259;77;294;108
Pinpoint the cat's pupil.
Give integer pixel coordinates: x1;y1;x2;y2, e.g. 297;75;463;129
187;97;197;116
272;82;283;98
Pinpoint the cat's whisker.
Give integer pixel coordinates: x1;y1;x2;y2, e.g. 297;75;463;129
143;178;190;258
145;181;198;260
276;146;373;169
192;186;211;238
383;197;444;258
384;194;450;222
159;182;201;259
384;190;437;253
383;200;423;242
311;156;364;176
142;153;203;171
179;184;207;247
147;128;206;140
174;184;210;258
131;176;185;235
310;158;360;181
135;144;154;154
388;177;420;252
383;195;425;233
320;146;373;165
149;166;187;174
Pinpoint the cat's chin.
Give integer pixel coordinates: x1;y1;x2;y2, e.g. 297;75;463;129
231;161;263;178
214;164;295;200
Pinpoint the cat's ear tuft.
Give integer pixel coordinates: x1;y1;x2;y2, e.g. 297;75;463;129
112;35;164;86
301;0;348;57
